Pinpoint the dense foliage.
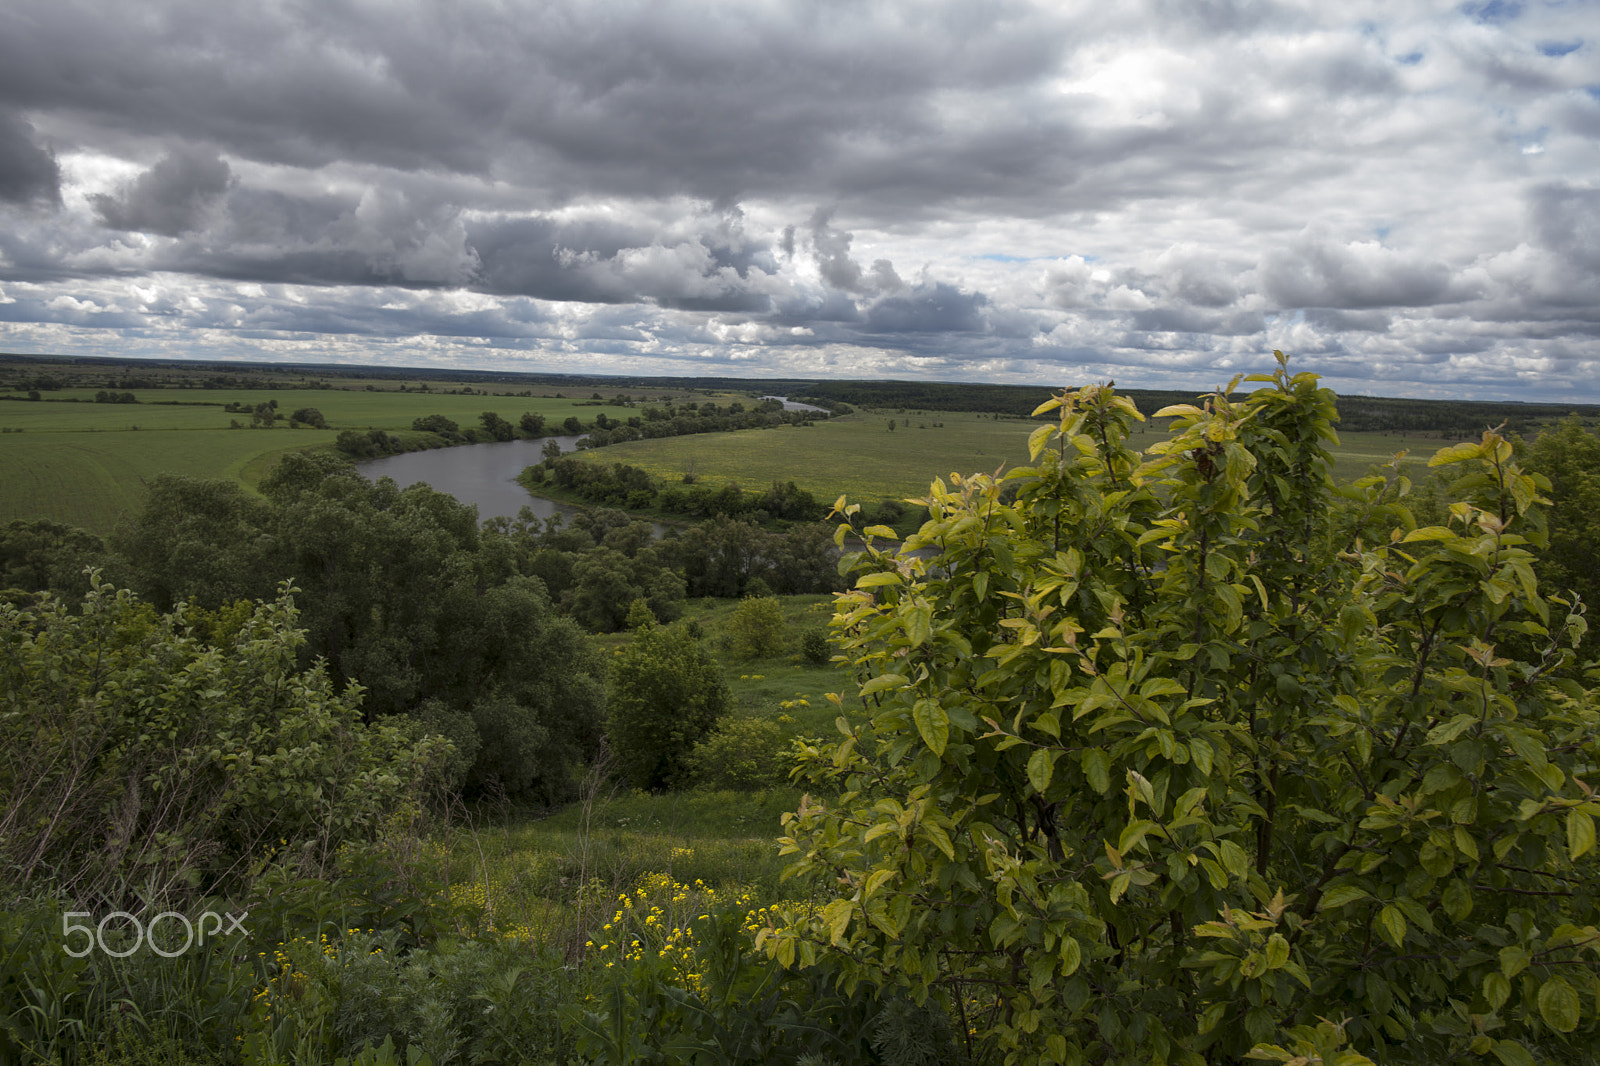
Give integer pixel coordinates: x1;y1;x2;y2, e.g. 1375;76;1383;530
606;619;731;791
1521;418;1600;659
532;455;825;523
768;355;1599;1065
0;577;450;909
108;454;609;803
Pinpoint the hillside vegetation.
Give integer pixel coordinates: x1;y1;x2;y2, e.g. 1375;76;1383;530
2;353;1600;1064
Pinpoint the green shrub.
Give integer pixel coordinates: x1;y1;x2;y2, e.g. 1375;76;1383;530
772;357;1600;1064
689;718;789;791
726;595;787;659
800;628;829;664
606;621;730;791
0;577;453;909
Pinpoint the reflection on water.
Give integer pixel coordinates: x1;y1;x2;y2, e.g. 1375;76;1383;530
355;436;589;524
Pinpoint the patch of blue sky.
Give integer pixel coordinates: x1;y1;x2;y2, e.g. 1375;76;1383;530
1586;85;1600;101
1460;0;1523;23
1536;40;1582;57
1396;50;1425;65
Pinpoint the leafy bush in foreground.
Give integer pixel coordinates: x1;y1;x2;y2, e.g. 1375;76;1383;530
0;577;452;909
769;355;1598;1065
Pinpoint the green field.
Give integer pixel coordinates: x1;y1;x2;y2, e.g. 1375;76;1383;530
0;388;644;533
0;374;1480;537
567;410;1041;505
566;406;1457;507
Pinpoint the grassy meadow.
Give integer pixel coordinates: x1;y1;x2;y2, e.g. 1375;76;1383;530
0;387;647;533
566;405;1458;508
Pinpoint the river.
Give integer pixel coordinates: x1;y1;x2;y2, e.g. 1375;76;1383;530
355;435;592;525
354;397;829;528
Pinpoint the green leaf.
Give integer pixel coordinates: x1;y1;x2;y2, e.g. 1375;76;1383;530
920;821;956;860
823;899;852;945
1499;945;1531;979
856;571;903;588
1483;972;1510;1011
1538;976;1581;1033
1318;885;1371;911
1490;1040;1535;1066
913;699;949;756
1028;424;1055;460
858;672;907;697
1219;839;1249;880
905;606;932;647
1031;396;1064;417
1028;748;1055;794
1429;441;1483;466
1568;809;1595;861
1426;714;1477;745
1059;936;1081;976
1081;749;1110;794
1377;904;1406;949
1402;526;1458;542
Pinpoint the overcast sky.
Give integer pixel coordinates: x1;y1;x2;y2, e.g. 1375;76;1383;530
1;0;1597;399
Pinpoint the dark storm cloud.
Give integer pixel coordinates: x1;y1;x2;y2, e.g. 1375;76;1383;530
92;145;232;235
1529;183;1600;271
1261;231;1468;310
0;0;1073;212
0;111;59;205
864;283;988;334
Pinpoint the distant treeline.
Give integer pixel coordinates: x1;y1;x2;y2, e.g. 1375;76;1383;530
786;380;1600;434
378;399;823;459
7;352;1596;433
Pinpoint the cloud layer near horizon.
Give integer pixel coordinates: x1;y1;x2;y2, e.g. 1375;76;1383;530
1;0;1597;398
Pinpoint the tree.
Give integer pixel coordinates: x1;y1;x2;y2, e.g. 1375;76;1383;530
111;475;274;611
689;717;788;790
766;356;1597;1065
0;518;106;600
290;406;327;428
607;621;730;791
114;456;608;804
480;410;515;441
0;577;451;909
412;413;463;440
519;411;546;438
